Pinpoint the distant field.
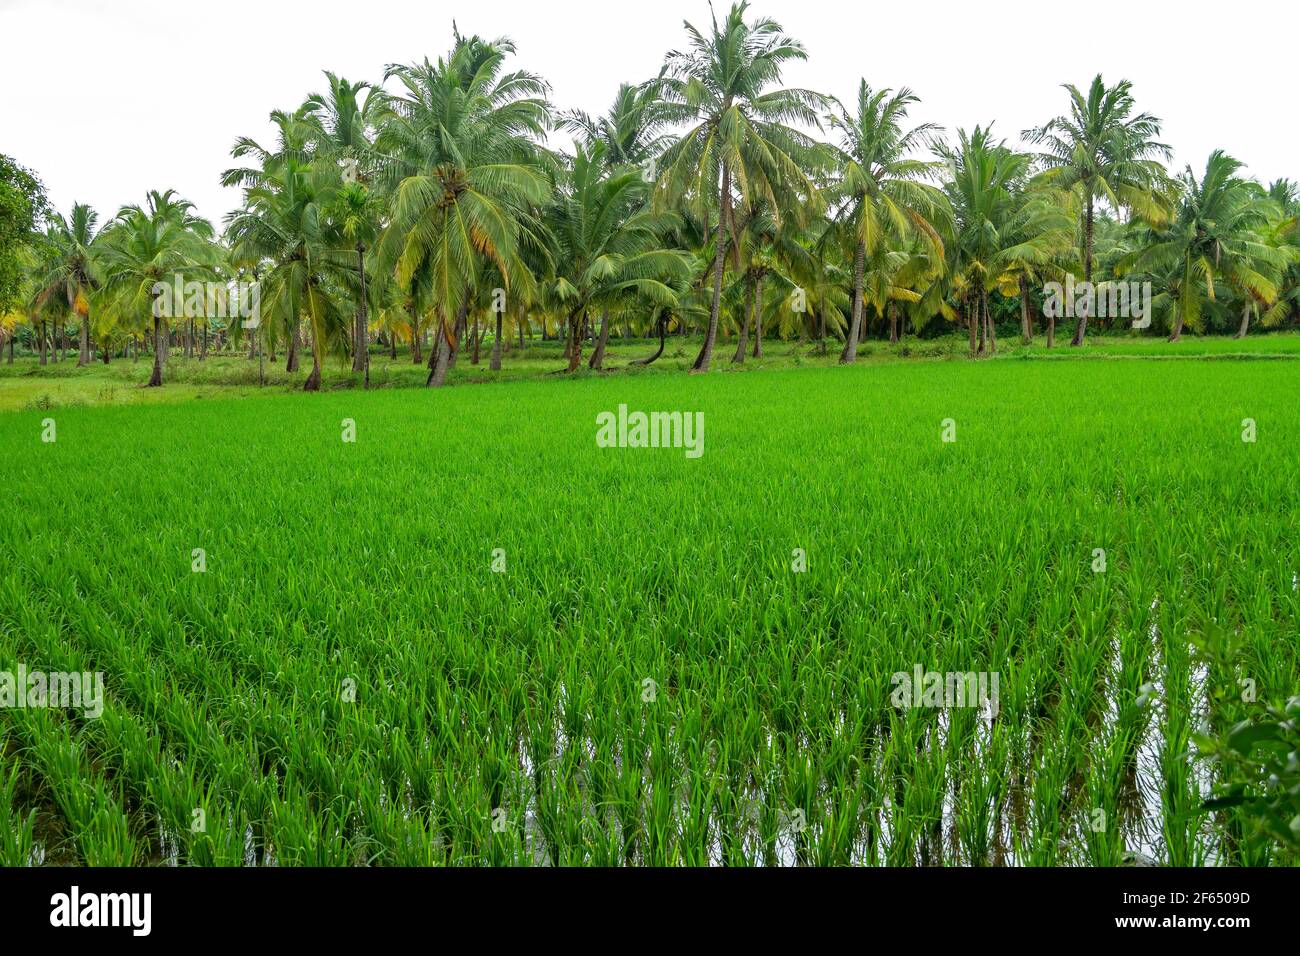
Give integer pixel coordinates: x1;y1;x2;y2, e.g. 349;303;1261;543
2;330;1299;413
1;355;1297;865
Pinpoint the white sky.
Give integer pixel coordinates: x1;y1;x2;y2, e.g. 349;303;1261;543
4;0;1294;228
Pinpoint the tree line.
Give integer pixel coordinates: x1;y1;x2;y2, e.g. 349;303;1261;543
2;1;1297;389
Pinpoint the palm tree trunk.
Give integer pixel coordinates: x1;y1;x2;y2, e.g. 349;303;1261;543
1072;194;1094;346
986;291;997;353
491;310;504;371
78;316;89;366
286;320;300;372
352;246;369;374
6;334;12;364
693;162;731;372
888;303;899;344
428;293;469;388
841;241;866;364
201;324;208;360
1234;303;1251;339
147;315;164;387
589;309;611;370
733;280;754;364
1168;301;1184;342
753;276;765;358
967;295;978;354
448;312;465;369
303;346;322;391
566;308;584;373
411;303;423;365
472;311;481;365
1020;276;1031;344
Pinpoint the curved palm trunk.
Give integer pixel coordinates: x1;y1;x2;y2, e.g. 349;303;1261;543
1072;194;1094;346
589;309;611;370
428;293;469;388
733;280;755;364
840;240;866;364
1168;301;1184;342
490;310;504;371
303;350;322;391
632;311;667;366
147;315;164;387
1234;303;1251;339
693;162;731;373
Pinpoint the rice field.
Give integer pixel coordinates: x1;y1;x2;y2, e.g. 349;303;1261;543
0;356;1297;866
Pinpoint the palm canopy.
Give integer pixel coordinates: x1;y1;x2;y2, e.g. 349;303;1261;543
653;0;826;226
1120;151;1285;339
1024;74;1172;224
825;82;948;257
558;82;677;172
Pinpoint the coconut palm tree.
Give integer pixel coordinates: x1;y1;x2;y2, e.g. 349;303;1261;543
727;199;812;362
1024;75;1172;345
305;72;380;374
1254;180;1300;335
96;190;218;387
653;0;827;372
548;141;688;372
558;82;676;172
31;203;100;365
227;156;347;390
939;126;1039;354
373;30;552;386
825;82;948;363
1120;151;1283;342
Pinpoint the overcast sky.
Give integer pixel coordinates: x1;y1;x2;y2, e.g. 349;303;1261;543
4;0;1293;227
